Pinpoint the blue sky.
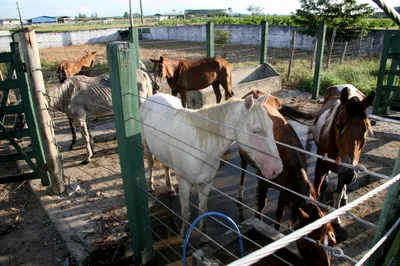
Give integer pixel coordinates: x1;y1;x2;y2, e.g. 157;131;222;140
1;0;398;19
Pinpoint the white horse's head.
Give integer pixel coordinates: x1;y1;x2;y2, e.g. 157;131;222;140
235;94;283;179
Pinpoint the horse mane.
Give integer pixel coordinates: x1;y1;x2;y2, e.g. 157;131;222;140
176;98;243;142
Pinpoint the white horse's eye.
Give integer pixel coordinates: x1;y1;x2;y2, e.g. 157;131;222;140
252;128;261;134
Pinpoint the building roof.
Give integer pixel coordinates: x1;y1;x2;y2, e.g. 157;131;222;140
154;13;184;16
27;16;57;20
0;18;20;21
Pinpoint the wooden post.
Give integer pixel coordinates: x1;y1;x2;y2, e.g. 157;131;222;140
139;0;144;24
340;42;348;64
312;21;326;99
326;27;337;69
366;151;400;266
373;31;392;115
107;41;153;264
310;39;317;70
260;21;268;64
18;30;65;194
356;27;364;57
287;30;296;81
369;37;375;58
206;22;215;58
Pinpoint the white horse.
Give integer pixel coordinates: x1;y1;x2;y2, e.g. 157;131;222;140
140;93;283;240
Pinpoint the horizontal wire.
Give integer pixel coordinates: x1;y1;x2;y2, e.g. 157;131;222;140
144;223;184;259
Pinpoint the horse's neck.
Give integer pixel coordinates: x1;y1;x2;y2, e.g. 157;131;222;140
166;61;180;79
48;82;72;112
185;101;240;157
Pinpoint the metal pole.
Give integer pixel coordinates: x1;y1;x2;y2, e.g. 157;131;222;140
206;22;215;58
259;21;268;64
312;21;326;99
139;0;144;24
107;41;153;264
16;2;24;28
18;29;65;195
310;39;317;70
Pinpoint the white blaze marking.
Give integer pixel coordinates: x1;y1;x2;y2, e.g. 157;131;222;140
313;109;330;144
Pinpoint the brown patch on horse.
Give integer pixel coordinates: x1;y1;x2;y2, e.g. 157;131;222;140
56;51;97;83
150;56;234;108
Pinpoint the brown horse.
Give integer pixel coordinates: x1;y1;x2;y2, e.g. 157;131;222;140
239;90;336;265
149;56;234;108
56;50;97;83
279;84;375;225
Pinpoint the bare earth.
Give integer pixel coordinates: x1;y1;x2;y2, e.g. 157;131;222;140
0;43;398;265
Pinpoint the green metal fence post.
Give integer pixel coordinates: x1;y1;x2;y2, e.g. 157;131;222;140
129;26;140;69
366;151;400;265
260;21;268;64
206;22;215;58
373;31;392;115
312;21;326;99
107;42;153;264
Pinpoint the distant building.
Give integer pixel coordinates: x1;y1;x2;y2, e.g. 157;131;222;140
57;16;73;23
27;16;57;24
101;18;114;24
154;13;184;22
0;18;20;26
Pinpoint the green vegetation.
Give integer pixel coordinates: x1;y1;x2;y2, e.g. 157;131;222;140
274;58;381;95
292;0;375;41
215;30;231;57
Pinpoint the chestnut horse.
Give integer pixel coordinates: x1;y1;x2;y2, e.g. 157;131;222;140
238;90;336;265
56;50;97;83
279;84;375;225
149;56;234;108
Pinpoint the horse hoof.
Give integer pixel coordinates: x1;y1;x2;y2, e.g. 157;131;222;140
69;146;74;151
237;186;244;199
147;185;155;192
168;190;177;197
81;159;91;165
200;235;211;243
331;223;348;243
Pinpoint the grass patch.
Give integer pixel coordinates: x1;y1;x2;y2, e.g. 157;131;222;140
275;58;382;95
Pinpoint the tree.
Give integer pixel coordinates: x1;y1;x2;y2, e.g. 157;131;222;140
123;11;129;19
246;5;264;15
91;12;98;19
228;7;233;13
292;0;375;41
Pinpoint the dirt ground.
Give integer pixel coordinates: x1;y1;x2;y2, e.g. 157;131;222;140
0;42;399;265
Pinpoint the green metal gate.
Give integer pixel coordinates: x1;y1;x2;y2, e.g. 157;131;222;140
0;42;50;185
373;31;400;115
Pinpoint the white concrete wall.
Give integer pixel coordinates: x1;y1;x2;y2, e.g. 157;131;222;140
0;25;393;53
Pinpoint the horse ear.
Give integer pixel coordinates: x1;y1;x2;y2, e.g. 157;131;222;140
340;87;349;105
243;94;255;111
298;208;310;219
364;90;375;108
256;91;270;105
159;56;164;63
150;59;156;63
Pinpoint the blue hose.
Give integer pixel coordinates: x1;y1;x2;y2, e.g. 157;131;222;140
182;212;244;265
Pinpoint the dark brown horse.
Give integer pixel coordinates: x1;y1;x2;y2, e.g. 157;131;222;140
149;56;234;108
279;84;375;225
56;50;97;83
239;90;336;265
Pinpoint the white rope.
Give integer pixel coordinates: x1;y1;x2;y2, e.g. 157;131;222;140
355;217;400;266
227;172;400;266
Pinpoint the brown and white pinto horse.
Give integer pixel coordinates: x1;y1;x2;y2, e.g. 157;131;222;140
149;56;234;108
239;90;336;265
56;50;97;83
281;84;375;225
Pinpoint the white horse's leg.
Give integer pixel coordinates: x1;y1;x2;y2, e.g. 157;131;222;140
143;140;155;192
80;120;93;164
178;177;191;238
199;183;212;243
165;167;176;196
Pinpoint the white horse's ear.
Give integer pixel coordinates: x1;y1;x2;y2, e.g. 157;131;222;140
243;94;255;111
256;91;270;105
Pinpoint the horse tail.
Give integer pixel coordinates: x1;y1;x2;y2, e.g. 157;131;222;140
278;105;317;125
